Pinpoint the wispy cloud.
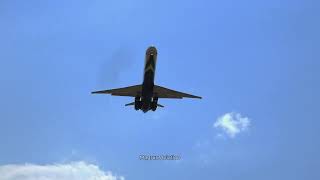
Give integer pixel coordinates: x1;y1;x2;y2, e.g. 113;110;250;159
213;112;251;138
0;161;124;180
98;46;134;88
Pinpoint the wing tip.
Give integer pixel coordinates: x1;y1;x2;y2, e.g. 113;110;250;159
91;90;110;94
187;94;202;99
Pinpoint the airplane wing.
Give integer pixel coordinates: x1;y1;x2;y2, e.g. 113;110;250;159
153;85;202;99
92;85;142;97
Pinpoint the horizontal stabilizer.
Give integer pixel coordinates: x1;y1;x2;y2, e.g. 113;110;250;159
125;102;135;106
157;104;164;108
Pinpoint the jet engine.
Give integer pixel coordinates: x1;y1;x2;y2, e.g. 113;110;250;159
151;97;158;111
135;96;142;110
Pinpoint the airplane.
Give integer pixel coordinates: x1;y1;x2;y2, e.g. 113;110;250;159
92;46;201;113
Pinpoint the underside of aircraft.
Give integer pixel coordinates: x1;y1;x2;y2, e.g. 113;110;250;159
92;46;201;112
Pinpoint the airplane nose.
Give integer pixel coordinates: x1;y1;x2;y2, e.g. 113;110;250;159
147;46;157;55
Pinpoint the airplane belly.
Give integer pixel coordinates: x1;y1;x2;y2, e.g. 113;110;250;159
143;46;157;85
92;46;201;113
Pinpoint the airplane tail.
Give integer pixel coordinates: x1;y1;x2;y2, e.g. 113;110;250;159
125;102;164;107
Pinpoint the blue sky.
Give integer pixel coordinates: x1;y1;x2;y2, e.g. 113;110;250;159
0;0;319;179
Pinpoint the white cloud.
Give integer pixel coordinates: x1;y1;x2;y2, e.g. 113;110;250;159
0;161;124;180
213;112;250;138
